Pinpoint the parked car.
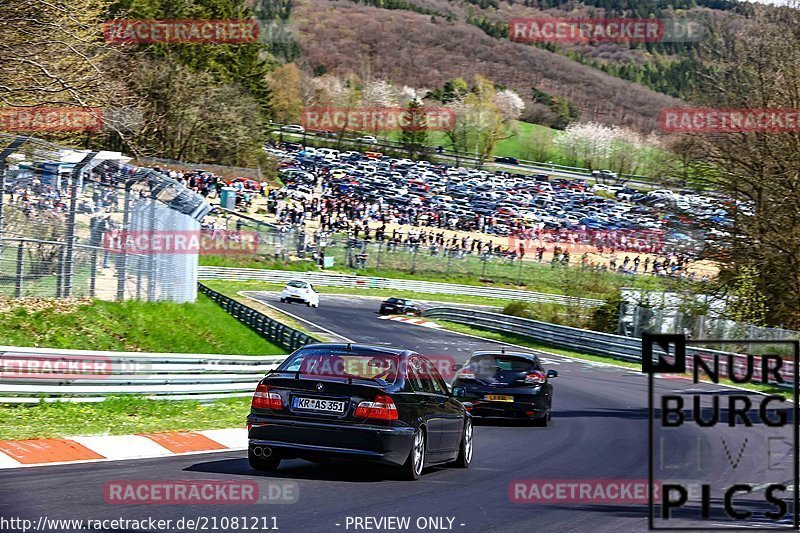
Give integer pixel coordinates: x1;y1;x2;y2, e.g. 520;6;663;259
379;298;424;316
280;142;303;151
450;350;558;426
247;343;473;479
279;280;320;307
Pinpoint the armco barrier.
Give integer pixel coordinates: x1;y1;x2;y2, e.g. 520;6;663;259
197;267;604;308
422;307;796;386
0;346;287;404
198;282;320;351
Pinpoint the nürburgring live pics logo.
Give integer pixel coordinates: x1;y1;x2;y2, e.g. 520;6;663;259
643;333;800;529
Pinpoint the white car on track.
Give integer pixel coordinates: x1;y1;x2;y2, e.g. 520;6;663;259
279;280;320;307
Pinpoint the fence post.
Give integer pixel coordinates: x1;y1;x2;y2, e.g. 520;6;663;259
146;198;157;301
14;241;24;297
376;241;382;270
55;246;65;298
89;246;98;298
411;244;418;274
0;137;27;256
64;151;98;297
116;182;132;301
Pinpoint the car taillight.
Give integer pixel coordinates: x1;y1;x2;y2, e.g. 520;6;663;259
252;383;282;410
355;395;398;420
525;371;546;384
457;366;475;379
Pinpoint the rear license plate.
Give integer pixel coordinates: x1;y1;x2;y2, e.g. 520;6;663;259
485;394;513;402
293;397;346;413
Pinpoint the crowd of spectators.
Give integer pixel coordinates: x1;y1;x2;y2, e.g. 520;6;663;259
259;146;705;279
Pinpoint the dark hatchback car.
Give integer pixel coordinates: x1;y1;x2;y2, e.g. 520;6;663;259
450;350;558;426
247;343;473;480
379;297;423;316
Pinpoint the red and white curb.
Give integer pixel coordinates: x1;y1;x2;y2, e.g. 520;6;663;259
0;428;246;469
377;315;441;329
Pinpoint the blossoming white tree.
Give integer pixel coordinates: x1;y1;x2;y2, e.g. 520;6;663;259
493;90;525;122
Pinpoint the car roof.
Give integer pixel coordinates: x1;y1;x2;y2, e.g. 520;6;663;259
469;349;539;361
296;343;416;358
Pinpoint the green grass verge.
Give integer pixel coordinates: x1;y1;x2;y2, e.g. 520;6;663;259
0;397;251;440
0;293;283;355
200;252;666;302
433;320;790;397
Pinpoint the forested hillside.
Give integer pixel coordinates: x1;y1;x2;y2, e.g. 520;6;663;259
291;0;685;132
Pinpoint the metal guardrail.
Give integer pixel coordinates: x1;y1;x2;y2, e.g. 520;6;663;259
422;307;796;386
198;282;321;350
197;267;605;308
0;346;287;404
0;284;317;403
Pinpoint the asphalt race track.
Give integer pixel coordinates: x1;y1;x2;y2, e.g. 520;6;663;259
0;292;793;532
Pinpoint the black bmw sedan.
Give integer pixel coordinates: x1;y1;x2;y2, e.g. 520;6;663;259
450;350;558;426
379;297;423;316
247;343;473;480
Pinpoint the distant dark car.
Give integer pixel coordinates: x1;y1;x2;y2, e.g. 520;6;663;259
450;350;558;426
247;344;473;480
494;156;520;165
379;297;423;316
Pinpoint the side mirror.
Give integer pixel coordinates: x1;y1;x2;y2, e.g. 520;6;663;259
546;369;559;378
452;364;463;371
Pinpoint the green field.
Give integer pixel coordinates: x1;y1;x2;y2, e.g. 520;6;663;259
0;293;282;354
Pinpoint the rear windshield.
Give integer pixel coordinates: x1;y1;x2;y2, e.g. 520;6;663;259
468;355;536;375
287;281;307;288
278;349;401;384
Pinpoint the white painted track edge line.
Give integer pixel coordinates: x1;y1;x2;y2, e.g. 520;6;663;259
238;292;354;343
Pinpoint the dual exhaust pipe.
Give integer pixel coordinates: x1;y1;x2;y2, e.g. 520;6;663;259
251;446;273;458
